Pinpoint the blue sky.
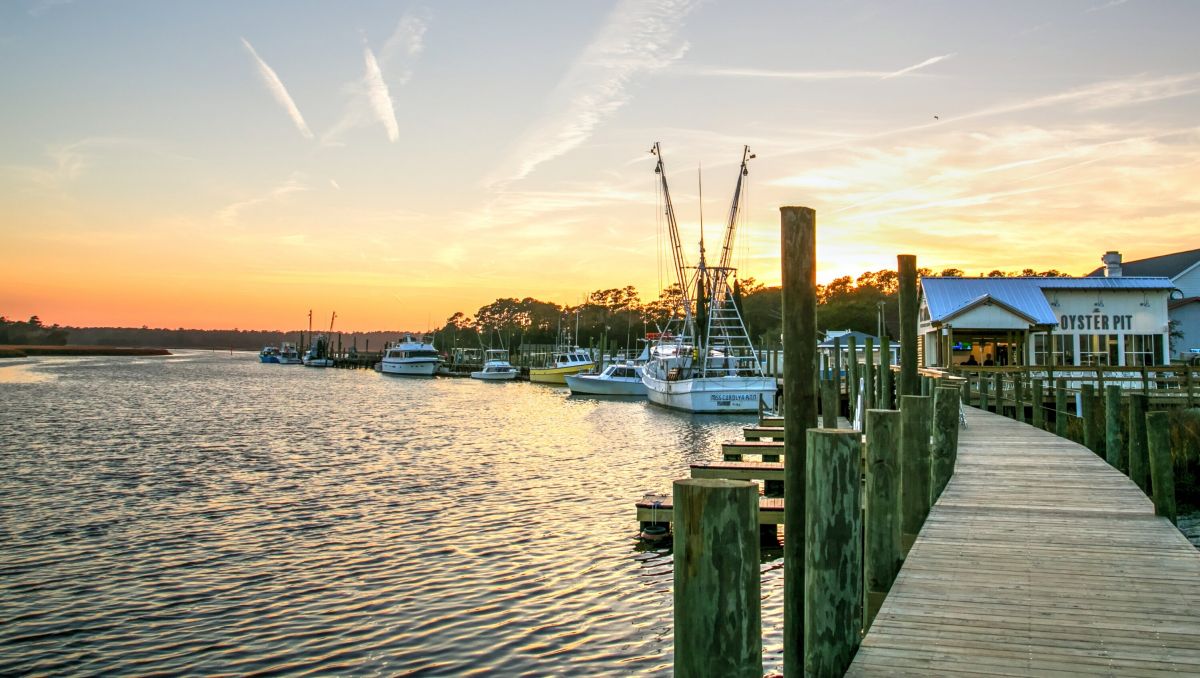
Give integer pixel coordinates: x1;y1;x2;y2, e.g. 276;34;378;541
2;0;1198;330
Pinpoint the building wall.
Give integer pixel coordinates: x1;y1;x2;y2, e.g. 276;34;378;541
1170;302;1200;358
1046;290;1169;365
1174;264;1200;298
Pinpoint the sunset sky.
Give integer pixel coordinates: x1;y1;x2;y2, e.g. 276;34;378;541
2;0;1198;331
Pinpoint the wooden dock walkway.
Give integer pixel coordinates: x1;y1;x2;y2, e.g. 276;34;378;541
848;406;1200;676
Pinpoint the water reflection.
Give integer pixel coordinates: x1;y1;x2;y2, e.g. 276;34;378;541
0;351;785;676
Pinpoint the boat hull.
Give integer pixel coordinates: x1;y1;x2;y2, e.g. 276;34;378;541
529;363;594;384
379;359;438;377
259;355;280;364
471;370;518;381
303;358;334;367
642;375;776;413
565;373;647;396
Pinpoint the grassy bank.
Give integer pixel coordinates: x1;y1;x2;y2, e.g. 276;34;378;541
0;345;171;358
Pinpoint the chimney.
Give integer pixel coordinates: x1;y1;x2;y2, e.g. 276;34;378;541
1102;251;1122;278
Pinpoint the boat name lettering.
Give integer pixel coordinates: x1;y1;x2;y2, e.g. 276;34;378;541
710;394;756;401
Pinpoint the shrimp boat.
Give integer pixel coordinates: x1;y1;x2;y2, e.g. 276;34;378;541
471;349;519;381
640;143;775;413
278;342;303;364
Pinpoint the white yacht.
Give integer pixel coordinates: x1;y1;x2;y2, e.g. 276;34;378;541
565;361;646;396
641;143;775;413
471;349;519;381
379;335;440;377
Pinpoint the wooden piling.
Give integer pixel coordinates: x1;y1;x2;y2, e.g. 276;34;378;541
1127;393;1150;493
900;395;933;553
979;376;990;413
931;386;960;503
848;337;859;421
1081;384;1097;453
1013;374;1025;423
1032;378;1044;429
880;339;893;410
780;206;818;674
805;428;863;677
992;372;1003;416
1105;384;1123;471
834;337;843;415
673;478;762;678
863;338;875;412
898;255;918;398
1146;411;1177;525
822;377;838;428
864;409;902;629
1055;378;1068;438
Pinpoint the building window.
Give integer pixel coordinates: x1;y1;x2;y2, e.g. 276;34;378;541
1124;334;1164;366
1033;333;1075;366
1078;334;1119;366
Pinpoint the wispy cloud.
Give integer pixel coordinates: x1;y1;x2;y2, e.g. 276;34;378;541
28;0;73;16
1087;0;1129;13
322;11;428;145
217;175;310;225
881;53;955;79
363;45;399;142
486;0;700;187
241;38;313;140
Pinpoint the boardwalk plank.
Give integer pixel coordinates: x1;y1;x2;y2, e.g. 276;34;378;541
847;406;1200;676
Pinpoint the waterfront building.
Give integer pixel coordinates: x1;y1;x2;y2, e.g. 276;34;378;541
1086;249;1200;360
919;274;1174;368
818;330;899;366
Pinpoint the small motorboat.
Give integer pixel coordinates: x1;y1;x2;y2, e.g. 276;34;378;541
565;361;647;396
259;346;281;363
471;349;519;381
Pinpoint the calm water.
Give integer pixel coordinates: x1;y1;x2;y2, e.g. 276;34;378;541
0;351;786;676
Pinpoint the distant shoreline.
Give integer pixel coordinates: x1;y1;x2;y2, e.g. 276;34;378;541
0;345;172;359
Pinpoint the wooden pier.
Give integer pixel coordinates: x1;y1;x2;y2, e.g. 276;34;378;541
848;405;1200;676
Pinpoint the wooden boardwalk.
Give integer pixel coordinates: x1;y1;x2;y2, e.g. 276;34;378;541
848;406;1200;676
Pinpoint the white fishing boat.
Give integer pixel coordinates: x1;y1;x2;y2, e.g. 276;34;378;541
278;342;303;364
471;349;519;381
379;335;440;377
302;335;334;367
641;143;775;413
565;361;646;396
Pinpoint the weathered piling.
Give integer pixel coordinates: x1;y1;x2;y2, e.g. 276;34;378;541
1055;378;1068;438
821;377;838;428
879;338;893;409
848;337;859;421
1032;378;1045;429
673;479;762;678
805;428;863;677
900;394;933;553
780;206;818;673
1128;393;1150;493
992;372;1003;416
979;375;990;413
1105;384;1123;471
863;338;875;412
931;386;960;503
864;409;901;629
1081;384;1097;453
834;336;843;415
1013;375;1025;423
898;255;918;398
1146;411;1177;525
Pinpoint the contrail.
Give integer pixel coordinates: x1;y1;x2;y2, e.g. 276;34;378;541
364;46;399;142
241;37;313;139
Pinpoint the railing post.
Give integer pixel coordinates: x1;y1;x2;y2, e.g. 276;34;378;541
1032;378;1045;429
1013;373;1025;423
863;338;875;412
1081;384;1097;453
1105;384;1123;471
931;386;960;503
864;409;902;630
992;372;1004;416
1055;378;1068;438
805;428;863;677
1146;411;1177;525
780;206;818;674
673;479;762;678
1128;393;1150;493
900;394;933;553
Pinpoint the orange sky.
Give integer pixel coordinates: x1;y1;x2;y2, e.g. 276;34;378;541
3;2;1199;331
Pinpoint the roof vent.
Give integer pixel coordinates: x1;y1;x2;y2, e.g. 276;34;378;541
1101;251;1122;278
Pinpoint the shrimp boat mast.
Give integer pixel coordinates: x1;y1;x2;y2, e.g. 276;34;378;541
641;143;776;413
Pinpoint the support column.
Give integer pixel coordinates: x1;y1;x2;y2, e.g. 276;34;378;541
900;394;933;553
864;409;901;629
780;206;817;674
898;254;918;397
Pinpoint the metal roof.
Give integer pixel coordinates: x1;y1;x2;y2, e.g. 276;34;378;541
921;276;1173;326
1086;249;1200;279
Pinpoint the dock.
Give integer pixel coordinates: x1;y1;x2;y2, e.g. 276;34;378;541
848;405;1200;676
